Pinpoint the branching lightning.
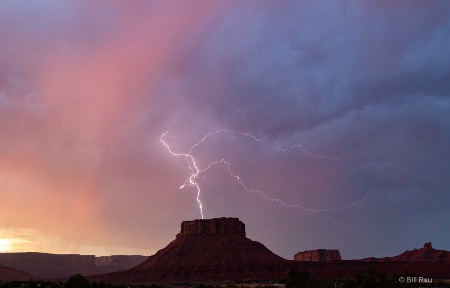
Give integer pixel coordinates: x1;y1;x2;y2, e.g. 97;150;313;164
160;129;402;219
160;131;205;218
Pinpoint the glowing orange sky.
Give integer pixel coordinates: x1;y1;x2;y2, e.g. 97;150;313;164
0;1;222;256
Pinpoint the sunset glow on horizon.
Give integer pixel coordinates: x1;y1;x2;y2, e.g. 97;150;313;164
0;239;11;253
1;1;449;259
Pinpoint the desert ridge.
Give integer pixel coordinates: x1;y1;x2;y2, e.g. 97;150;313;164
0;254;147;279
90;217;450;283
0;262;40;281
2;218;450;283
362;242;450;263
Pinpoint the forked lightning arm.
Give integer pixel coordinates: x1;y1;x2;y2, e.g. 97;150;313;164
160;129;396;219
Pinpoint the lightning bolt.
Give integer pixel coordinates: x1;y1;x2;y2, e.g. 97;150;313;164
160;129;406;219
160;131;205;218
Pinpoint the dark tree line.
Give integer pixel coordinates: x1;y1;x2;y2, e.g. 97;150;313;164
284;268;450;288
1;270;449;288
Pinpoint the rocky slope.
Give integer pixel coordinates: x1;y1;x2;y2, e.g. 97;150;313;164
92;218;297;283
362;242;450;263
91;219;450;283
0;262;39;281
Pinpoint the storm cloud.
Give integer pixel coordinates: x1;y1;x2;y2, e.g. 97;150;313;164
0;1;449;259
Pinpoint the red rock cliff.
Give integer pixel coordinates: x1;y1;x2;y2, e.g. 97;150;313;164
294;249;341;262
93;217;295;283
362;242;450;263
177;217;246;237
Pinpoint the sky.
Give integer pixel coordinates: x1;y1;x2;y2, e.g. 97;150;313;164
0;1;449;260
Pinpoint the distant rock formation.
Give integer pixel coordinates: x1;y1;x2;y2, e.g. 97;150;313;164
0;253;97;279
92;217;297;283
362;242;450;263
294;249;341;262
0;253;147;279
423;242;433;250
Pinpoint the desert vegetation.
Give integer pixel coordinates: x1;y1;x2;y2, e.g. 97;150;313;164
1;270;450;288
